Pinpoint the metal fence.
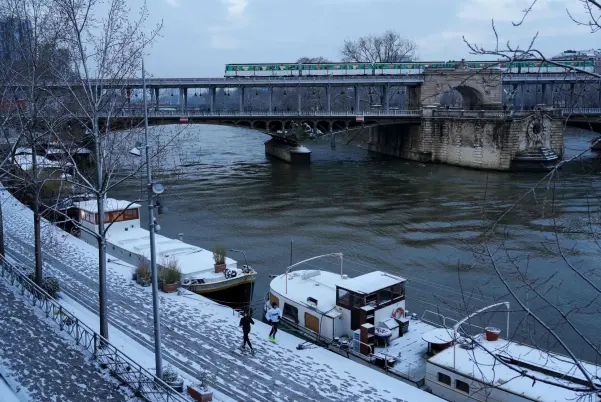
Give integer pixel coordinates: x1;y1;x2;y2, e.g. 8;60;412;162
110;109;423;118
0;255;188;402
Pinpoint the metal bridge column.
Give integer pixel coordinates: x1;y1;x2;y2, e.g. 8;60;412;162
383;84;390;112
209;86;215;112
598;83;601;108
354;85;360;114
183;88;188;113
326;85;331;114
297;86;302;114
153;88;159;111
239;86;245;113
541;83;546;105
268;86;273;113
570;83;575;110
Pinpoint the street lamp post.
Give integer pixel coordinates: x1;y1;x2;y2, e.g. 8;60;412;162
229;249;252;312
142;59;164;380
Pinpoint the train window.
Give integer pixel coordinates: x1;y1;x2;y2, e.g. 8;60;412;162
455;379;469;393
438;372;451;385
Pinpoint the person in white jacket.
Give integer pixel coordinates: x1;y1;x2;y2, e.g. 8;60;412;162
265;302;282;342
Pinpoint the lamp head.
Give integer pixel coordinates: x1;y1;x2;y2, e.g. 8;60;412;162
129;147;141;157
151;183;164;195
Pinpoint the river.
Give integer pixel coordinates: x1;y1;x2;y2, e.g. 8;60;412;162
111;124;601;359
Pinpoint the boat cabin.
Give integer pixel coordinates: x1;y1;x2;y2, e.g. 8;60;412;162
74;199;141;242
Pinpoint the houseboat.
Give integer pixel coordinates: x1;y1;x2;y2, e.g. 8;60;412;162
267;253;601;401
72;198;256;308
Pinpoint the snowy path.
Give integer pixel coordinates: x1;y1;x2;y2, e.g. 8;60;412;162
1;193;440;402
0;279;130;402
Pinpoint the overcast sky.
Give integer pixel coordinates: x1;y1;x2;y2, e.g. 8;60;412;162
141;0;598;77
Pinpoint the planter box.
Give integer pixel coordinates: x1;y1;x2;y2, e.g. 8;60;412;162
214;263;226;274
161;282;179;293
166;379;184;393
187;386;212;402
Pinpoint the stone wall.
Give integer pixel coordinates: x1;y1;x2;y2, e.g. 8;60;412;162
367;111;564;171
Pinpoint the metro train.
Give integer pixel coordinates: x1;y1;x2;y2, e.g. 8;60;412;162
224;59;597;77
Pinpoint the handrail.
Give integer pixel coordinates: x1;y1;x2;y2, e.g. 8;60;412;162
0;254;188;402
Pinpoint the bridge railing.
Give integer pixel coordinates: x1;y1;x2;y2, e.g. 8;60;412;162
0;255;188;402
110;109;424;118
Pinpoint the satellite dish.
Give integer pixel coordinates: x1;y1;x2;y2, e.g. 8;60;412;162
152;183;164;195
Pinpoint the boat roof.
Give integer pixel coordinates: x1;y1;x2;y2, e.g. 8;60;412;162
270;270;405;315
342;271;405;294
428;335;601;401
107;226;237;276
74;198;141;214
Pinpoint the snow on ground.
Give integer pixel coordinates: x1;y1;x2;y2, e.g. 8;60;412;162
0;371;22;402
0;279;132;402
0;189;442;402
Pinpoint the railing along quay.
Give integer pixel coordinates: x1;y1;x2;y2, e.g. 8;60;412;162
0;254;188;402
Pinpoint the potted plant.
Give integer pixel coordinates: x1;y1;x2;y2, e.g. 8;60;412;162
212;246;226;274
135;257;151;287
160;258;181;293
162;366;184;393
187;372;213;402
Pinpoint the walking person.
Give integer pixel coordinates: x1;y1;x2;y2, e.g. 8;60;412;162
239;310;255;355
265;302;282;342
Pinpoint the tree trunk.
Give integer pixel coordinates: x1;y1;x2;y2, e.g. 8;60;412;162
95;116;109;341
0;197;5;258
31;144;43;286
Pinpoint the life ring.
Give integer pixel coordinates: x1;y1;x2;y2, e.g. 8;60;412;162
391;307;405;319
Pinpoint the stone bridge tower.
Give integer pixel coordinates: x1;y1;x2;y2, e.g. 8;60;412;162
416;61;503;109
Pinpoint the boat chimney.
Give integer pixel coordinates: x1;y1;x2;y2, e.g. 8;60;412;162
178;233;184;241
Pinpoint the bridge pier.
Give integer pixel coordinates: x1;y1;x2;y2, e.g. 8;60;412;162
326;86;331;114
354;85;360;113
240;87;245;112
367;107;564;171
268;86;273;112
264;138;311;164
297;87;302;113
383;85;390;112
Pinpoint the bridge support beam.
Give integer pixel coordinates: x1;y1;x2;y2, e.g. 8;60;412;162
209;86;215;112
154;88;159;111
179;88;187;113
268;86;273;112
383;85;390;112
354;85;360;114
326;86;331;113
239;86;245;113
297;87;302;113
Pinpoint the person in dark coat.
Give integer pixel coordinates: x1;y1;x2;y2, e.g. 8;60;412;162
239;310;255;354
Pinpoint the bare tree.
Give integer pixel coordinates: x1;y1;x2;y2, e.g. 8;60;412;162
448;0;601;397
341;30;418;63
26;0;163;340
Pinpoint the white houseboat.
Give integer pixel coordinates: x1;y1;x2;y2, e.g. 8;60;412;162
72;198;256;307
267;253;601;401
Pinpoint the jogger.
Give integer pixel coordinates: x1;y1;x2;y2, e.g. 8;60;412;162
265;302;282;342
239;310;255;354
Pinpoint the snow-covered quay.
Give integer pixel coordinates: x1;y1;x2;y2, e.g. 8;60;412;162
0;278;130;401
0;188;442;402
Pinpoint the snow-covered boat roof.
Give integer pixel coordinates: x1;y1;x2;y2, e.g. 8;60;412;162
107;226;237;276
428;335;601;401
271;270;341;316
271;270;403;316
13;154;66;170
342;271;405;294
74;199;141;213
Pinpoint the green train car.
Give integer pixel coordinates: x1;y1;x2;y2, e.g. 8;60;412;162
224;60;596;77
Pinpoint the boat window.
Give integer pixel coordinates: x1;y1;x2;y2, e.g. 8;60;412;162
337;288;351;308
390;283;405;299
377;288;393;304
438;372;451;386
283;303;299;324
270;294;279;306
305;313;319;332
353;294;363;308
455;379;469;393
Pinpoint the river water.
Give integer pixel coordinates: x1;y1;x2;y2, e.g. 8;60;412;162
111;124;601;358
